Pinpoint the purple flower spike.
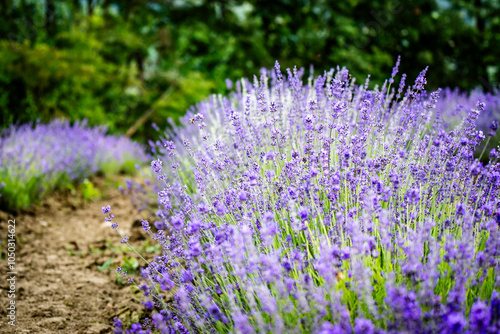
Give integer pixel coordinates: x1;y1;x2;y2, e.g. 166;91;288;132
238;190;248;201
489;120;498;137
151;159;163;173
102;205;111;214
298;206;309;221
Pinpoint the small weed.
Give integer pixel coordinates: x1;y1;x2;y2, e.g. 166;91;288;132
80;178;101;201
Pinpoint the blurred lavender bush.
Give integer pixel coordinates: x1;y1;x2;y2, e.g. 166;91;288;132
0;119;147;210
437;87;500;161
108;61;500;333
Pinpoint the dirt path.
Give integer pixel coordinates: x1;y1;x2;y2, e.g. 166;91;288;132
0;177;146;333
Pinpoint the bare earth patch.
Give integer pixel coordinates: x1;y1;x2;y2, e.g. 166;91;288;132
0;177;148;334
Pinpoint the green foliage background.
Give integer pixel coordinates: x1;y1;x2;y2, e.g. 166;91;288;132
1;0;499;141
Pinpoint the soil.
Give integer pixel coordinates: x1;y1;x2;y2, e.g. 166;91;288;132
0;176;150;334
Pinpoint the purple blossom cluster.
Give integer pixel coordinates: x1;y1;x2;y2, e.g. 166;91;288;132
112;61;500;333
436;87;500;158
0;119;147;209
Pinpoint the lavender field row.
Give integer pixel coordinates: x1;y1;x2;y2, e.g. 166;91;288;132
103;62;500;333
0;120;147;210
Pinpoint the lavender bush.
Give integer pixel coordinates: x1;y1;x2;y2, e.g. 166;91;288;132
106;61;500;333
0;119;147;210
437;87;500;160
